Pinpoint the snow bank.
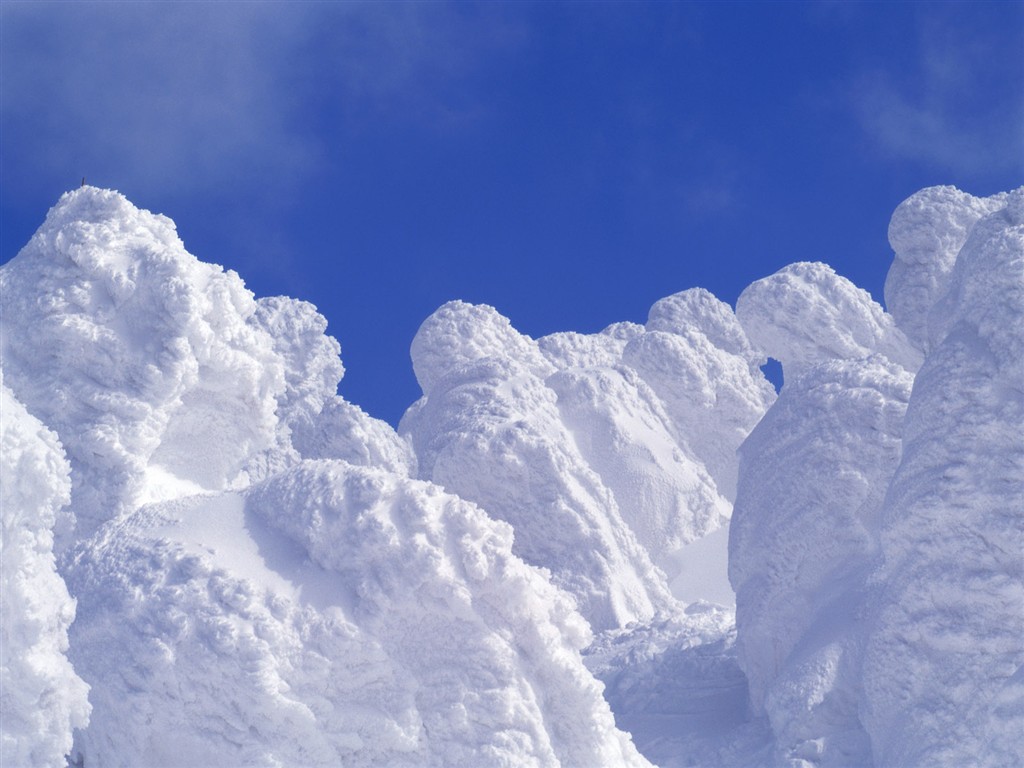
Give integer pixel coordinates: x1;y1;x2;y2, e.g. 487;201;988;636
585;606;772;768
0;379;90;765
622;289;776;501
401;301;676;630
6;181;1016;768
546;364;729;576
737;261;922;378
249;296;415;479
68;460;649;767
731;260;924;765
862;188;1024;766
0;188;282;541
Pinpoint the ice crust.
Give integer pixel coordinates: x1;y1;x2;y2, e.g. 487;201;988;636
1;185;1019;766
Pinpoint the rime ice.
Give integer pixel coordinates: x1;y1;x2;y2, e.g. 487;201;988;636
1;185;1020;766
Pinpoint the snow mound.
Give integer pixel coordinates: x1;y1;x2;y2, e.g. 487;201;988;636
885;185;1009;352
402;301;678;629
728;187;1024;766
538;322;645;370
5;182;1017;768
862;188;1024;766
401;289;772;625
622;289;776;501
736;261;922;379
1;379;90;766
68;460;649;767
585;606;772;768
0;187;403;546
545;363;730;576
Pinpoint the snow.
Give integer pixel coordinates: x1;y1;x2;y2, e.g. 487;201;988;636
1;184;1020;767
623;288;776;502
399;288;775;629
67;462;648;767
728;187;1023;766
1;378;90;766
861;187;1024;766
0;188;285;545
729;355;913;766
884;185;1009;352
401;300;679;630
584;607;772;768
736;261;922;378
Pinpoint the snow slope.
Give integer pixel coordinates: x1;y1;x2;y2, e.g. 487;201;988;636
0;189;411;548
731;263;918;766
1;187;650;767
67;461;647;767
400;301;675;631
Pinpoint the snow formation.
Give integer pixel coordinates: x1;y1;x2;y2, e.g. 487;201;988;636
400;290;772;630
730;187;1023;766
1;377;90;766
0;184;1020;767
862;188;1024;766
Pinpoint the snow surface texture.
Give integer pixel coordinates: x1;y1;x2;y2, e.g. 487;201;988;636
730;189;1024;766
884;185;1009;353
68;462;647;767
0;189;409;548
0;378;90;766
1;185;1020;767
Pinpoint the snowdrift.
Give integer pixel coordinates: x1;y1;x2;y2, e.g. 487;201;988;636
0;184;1020;767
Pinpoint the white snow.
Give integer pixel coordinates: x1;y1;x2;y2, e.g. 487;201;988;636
728;187;1024;766
884;185;1009;352
67;462;648;767
861;187;1024;766
736;261;922;378
1;378;90;766
1;183;1020;767
401;300;680;630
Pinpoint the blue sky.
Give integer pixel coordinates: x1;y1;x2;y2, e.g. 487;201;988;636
2;1;1021;425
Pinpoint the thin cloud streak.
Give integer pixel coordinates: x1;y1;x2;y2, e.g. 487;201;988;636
2;4;312;195
1;3;524;200
850;4;1024;178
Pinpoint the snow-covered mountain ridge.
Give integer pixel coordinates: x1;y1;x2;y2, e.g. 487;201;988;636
1;185;1020;766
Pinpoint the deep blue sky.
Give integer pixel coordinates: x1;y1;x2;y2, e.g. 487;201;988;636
3;2;1021;425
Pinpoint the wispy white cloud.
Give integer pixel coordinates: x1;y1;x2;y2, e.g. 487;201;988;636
3;4;301;194
849;4;1023;177
0;2;523;199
